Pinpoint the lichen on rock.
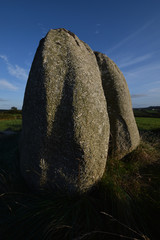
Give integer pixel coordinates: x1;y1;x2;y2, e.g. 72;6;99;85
20;29;140;193
20;29;110;193
95;51;140;159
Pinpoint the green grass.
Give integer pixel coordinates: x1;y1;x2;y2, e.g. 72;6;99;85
1;116;160;132
0;114;160;239
0;113;22;120
0;111;160;132
133;107;160;118
135;117;160;131
0;119;22;131
0;111;22;131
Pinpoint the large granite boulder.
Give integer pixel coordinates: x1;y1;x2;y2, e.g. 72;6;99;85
20;29;110;193
95;52;140;159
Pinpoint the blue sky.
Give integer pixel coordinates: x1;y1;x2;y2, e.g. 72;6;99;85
0;0;160;109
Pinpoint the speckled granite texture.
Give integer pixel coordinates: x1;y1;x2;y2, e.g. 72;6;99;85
95;51;140;159
20;29;110;193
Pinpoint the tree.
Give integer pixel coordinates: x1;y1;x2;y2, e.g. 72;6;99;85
11;106;18;111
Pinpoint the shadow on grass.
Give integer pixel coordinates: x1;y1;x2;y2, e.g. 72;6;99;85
5;123;22;132
0;133;159;240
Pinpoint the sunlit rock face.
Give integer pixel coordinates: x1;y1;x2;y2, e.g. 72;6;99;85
95;51;140;159
20;29;110;193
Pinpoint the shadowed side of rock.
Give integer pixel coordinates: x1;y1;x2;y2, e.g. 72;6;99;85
95;51;140;159
20;29;110;193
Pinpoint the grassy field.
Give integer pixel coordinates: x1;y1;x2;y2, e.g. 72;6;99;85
0;111;160;239
0;110;22;132
1;115;160;132
0;119;22;131
133;107;160;118
135;117;160;131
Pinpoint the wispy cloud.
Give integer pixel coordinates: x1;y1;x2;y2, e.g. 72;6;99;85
0;55;8;62
133;103;149;108
149;88;160;93
131;94;147;98
0;55;28;81
94;23;101;34
118;53;153;69
123;60;160;83
8;64;28;80
0;98;7;102
38;23;49;36
0;79;18;91
107;19;154;53
152;81;160;85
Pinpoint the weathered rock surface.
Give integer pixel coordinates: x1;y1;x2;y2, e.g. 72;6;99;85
20;29;110;193
95;51;140;159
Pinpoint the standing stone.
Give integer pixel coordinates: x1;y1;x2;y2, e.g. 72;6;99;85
95;52;140;159
20;29;110;193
